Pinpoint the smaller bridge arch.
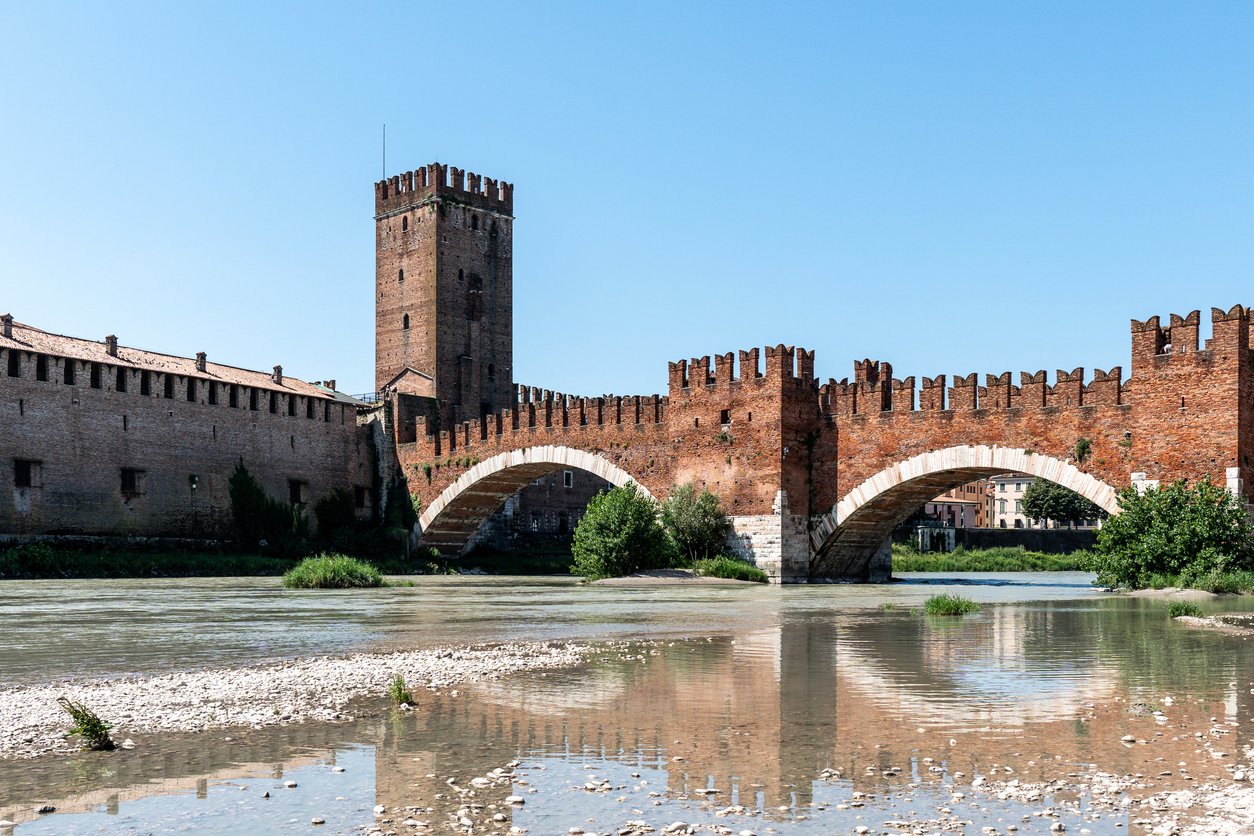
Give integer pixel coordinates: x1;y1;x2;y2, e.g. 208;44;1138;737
809;445;1121;580
418;445;650;556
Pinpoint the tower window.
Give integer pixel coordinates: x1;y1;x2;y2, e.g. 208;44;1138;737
488;363;495;380
398;268;404;283
563;470;574;489
401;216;408;232
402;314;410;330
458;268;464;282
471;214;479;230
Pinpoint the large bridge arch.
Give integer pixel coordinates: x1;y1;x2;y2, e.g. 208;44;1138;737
417;445;651;556
809;445;1121;580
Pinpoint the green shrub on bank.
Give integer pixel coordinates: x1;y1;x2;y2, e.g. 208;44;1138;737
892;544;1088;572
923;593;981;615
661;484;730;563
693;555;769;583
571;483;679;580
282;554;385;589
1087;479;1254;589
1167;601;1204;619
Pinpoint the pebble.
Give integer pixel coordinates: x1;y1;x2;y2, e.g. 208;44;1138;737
311;817;325;825
505;795;525;804
283;780;297;788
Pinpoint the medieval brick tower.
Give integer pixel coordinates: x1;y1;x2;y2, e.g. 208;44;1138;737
374;163;514;425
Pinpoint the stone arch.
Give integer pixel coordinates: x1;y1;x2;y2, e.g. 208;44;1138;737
809;445;1120;580
418;445;651;556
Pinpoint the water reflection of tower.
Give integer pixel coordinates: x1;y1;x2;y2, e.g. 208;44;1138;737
777;620;839;805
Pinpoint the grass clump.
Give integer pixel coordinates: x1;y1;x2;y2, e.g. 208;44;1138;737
57;697;115;751
692;555;769;583
388;674;414;706
282;553;384;589
1167;601;1205;619
923;593;981;616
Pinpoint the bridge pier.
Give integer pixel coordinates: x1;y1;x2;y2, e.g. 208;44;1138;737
726;491;811;584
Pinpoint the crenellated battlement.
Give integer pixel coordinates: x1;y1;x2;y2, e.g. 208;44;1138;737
375;161;514;216
1130;305;1252;367
408;383;667;459
819;358;1130;416
667;345;814;392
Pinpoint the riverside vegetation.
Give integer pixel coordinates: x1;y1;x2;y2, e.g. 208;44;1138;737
892;544;1089;572
571;482;765;581
923;593;981;615
1087;478;1254;592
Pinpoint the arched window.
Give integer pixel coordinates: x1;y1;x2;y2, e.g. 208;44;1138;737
471;214;479;230
401;216;408;232
487;363;495;380
402;314;410;330
398;268;404;283
458;268;464;282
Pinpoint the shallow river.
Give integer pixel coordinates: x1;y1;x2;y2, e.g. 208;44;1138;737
1;573;1252;834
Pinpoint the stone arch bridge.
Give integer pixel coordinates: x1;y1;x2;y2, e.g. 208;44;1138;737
388;305;1253;582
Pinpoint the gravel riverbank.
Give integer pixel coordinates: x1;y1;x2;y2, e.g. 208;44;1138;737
0;641;591;760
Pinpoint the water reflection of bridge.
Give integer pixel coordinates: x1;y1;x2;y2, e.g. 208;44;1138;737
377;607;1253;811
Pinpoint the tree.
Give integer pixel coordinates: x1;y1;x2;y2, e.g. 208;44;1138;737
1088;478;1254;588
227;460;307;555
571;483;678;580
1021;480;1107;528
660;483;730;563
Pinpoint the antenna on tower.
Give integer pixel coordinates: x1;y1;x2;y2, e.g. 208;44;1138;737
382;124;386;179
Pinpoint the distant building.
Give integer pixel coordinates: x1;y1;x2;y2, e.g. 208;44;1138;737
922;479;989;528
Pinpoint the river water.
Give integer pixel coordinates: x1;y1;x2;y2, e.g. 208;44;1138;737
1;573;1252;834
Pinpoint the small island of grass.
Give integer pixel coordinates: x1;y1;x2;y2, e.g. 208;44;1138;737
693;556;769;583
282;554;385;589
923;593;981;615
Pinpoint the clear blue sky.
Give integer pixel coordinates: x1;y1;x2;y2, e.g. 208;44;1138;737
4;2;1254;396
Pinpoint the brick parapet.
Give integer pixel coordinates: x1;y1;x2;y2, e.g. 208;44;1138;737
375;162;514;218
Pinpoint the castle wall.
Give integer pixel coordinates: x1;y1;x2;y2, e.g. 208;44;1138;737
0;346;373;540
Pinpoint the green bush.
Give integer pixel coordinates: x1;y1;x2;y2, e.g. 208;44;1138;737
661;483;731;563
1087;479;1254;589
1167;601;1204;619
923;593;981;615
571;483;679;580
282;554;385;589
692;555;768;583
